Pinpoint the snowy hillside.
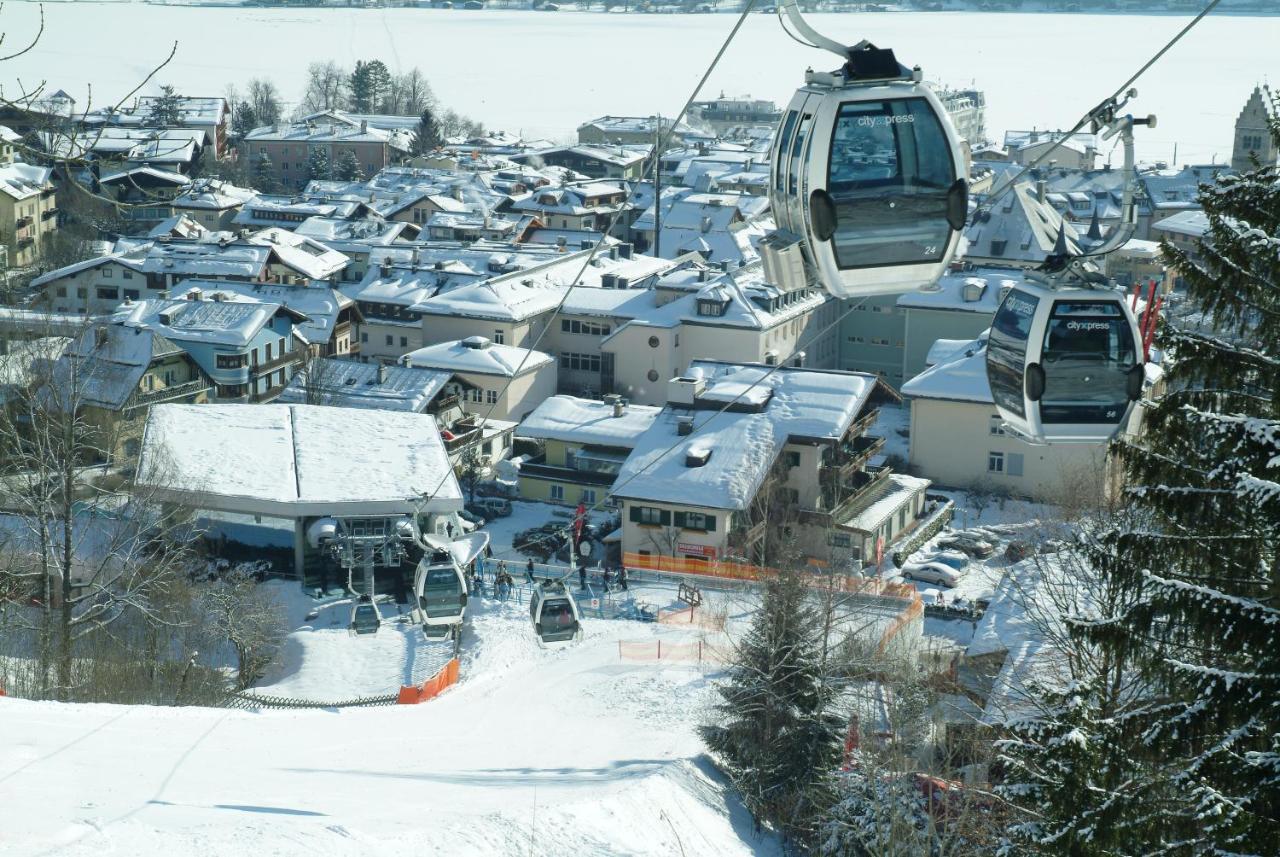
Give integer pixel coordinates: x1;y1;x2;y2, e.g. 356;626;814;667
0;593;776;856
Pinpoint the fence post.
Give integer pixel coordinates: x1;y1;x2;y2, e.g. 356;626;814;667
657;639;662;660
618;639;622;660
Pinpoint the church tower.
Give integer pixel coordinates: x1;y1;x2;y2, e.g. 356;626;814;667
1231;86;1278;172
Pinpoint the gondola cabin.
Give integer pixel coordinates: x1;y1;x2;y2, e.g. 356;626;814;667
770;70;967;298
530;580;581;645
986;282;1144;444
413;538;469;639
350;594;382;635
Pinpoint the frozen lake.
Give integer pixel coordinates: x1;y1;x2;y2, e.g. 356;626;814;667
0;3;1274;163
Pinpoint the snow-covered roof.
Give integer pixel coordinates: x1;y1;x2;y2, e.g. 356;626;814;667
168;280;347;345
896;269;1020;314
29;247;148;288
276;358;452;413
148;214;209;240
517;395;661;449
901;336;992;405
0;162;52;201
114;296;290;348
403;337;552;378
839;473;931;534
246;227;350;281
138;403;462;517
171;178;256;210
965;183;1080;263
1152;209;1211;238
142;241;270;279
98;165;190;187
612;362;877;511
52;325;183;410
924;338;976;368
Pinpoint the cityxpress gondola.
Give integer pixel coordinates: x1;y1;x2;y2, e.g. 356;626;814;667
413;532;489;641
766;0;967;298
985;96;1156;444
986;283;1144;444
530;579;582;646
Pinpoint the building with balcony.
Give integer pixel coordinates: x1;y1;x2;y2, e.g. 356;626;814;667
168;178;256;231
612;361;926;569
402;335;555;423
48;323;209;460
577;115;695;147
515;394;661;507
0;162;57;267
242;119;411;191
113;292;308;402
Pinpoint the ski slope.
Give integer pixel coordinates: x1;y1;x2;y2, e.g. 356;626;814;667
0;595;775;856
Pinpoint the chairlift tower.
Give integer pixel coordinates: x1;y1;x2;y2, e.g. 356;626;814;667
329;517;408;596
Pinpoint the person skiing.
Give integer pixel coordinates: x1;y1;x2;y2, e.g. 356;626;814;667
525;558;535;585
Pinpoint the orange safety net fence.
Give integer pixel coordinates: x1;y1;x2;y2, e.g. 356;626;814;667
397;657;460;705
617;639;730;664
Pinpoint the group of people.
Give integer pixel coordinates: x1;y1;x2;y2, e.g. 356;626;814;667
474;556;630;598
576;563;628;592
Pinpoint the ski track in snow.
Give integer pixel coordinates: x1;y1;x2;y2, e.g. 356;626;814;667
0;588;776;857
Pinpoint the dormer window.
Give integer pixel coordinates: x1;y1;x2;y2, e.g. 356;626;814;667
697;298;728;317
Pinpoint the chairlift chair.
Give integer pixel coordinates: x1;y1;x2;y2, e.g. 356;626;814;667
768;0;968;299
530;579;582;646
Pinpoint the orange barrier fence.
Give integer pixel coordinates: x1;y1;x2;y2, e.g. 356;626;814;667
622;552;919;600
618;639;729;664
657;605;727;632
397;658;460;705
877;599;925;656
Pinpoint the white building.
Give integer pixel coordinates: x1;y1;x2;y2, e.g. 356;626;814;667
402;336;555;423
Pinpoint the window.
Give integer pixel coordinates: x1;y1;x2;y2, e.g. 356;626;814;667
123;289;139;300
785;450;801;468
216;354;246;369
361;332;368;343
122;270;133;280
550;484;565;502
102;268;113;278
674;511;716;532
385;334;393;346
494;329;504;344
988;451;1005;474
485;390;498;405
1007;452;1024;477
647;369;659;382
648;336;659;348
581;488;596;505
989;416;1006;436
76;288;87;299
400;336;408;348
559;352;602;373
829;532;851;548
55;286;66;297
630;505;670;526
265;343;272;361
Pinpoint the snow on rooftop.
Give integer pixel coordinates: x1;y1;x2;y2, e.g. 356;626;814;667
138;403;461;517
896;270;1019;313
276;359;451;413
403;338;553;377
839;473;931;534
901;337;992;405
613;363;875;511
517;395;660;448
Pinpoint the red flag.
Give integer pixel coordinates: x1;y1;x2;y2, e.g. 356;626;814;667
574;503;586;541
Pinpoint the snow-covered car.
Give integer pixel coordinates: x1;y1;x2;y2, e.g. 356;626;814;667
461;507;488;527
902;561;960;588
922;550;969;571
937;534;996;558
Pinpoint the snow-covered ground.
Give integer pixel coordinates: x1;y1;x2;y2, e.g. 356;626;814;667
0;586;777;856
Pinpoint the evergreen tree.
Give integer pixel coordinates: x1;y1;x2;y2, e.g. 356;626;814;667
332;150;364;183
145;84;184;127
411;109;444;155
307;146;330;182
1000;97;1280;855
348;60;392;114
700;568;843;846
250;153;279;193
231;101;257;141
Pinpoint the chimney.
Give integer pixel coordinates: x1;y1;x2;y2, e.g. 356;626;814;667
377;362;388;384
379;262;391;278
613;398;626;418
667;374;705;406
618;243;632;260
676;416;694;436
360;120;368;133
1036;180;1047;204
187;288;202;301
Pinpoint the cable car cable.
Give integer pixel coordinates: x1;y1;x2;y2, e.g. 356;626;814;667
977;0;1222;216
408;0;761;520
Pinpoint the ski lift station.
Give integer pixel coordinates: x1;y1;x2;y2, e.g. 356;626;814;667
136;403;464;591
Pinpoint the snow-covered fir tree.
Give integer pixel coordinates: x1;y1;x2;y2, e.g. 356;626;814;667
701;568;844;848
333;150;365;183
1000;97;1280;856
307;146;330;182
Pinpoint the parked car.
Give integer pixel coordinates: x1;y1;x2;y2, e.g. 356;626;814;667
473;497;512;518
902;561;960;588
459;508;486;529
937;534;996;558
924;550;969;570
